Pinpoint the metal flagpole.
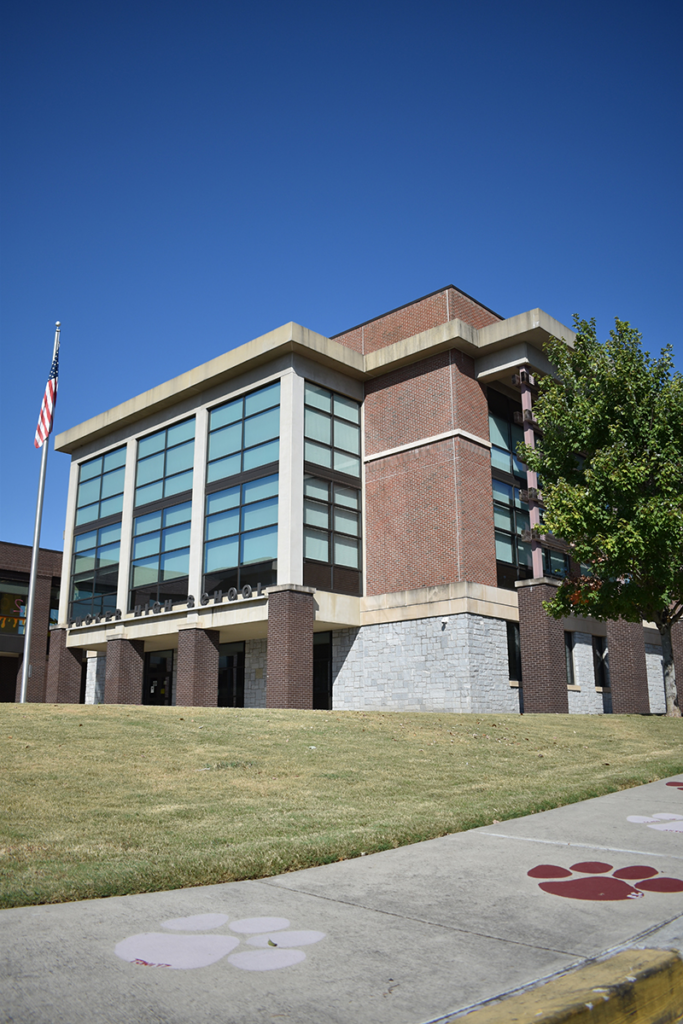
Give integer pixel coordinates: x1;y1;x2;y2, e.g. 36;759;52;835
20;323;61;704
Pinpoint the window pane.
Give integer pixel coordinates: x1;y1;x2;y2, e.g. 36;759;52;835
491;447;512;474
241;524;278;564
517;540;532;567
512;453;527;478
97;543;120;568
516;509;530;534
209;422;242;461
205;536;239;573
206;508;239;540
495;532;515;563
75;503;99;526
74;530;97;552
138;430;165;459
206;486;240;515
167;420;195;448
333;450;360;477
77;477;100;508
137;451;165;486
135;481;163;507
132;557;159;587
304;440;331;468
164;501;192;527
493;506;513;531
334;419;360;455
100;494;124;518
163;523;192;551
489;414;509;450
493;479;513;504
161;549;190;579
244;406;279;448
100;466;125;499
304;476;329;501
73;553;97;574
103;447;126;472
334;535;359;568
243;438;278;470
165;439;194;476
242;496;278;532
304;408;331;445
134;510;162;535
244;381;280;417
207;453;241;482
305;382;331;413
304;527;328;561
164;469;194;496
133;533;160;559
333;394;360;424
514;487;529;511
79;456;102;481
242;473;278;504
511;422;525;453
334;484;359;509
210;398;243;430
304;499;329;529
334;507;359;536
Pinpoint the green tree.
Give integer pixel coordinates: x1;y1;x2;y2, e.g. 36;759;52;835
521;317;683;716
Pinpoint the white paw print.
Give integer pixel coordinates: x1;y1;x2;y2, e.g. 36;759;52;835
628;813;683;833
115;914;325;971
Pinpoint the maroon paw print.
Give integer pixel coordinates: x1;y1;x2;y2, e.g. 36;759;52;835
666;781;683;791
528;861;683;901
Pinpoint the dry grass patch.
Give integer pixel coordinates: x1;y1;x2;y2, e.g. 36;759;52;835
2;703;682;908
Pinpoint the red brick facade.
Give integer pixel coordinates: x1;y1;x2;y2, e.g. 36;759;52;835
104;638;145;705
266;586;315;708
44;627;83;703
606;619;651;714
517;580;569;714
332;286;502;355
176;628;220;707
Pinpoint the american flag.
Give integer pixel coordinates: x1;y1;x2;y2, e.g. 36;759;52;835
34;349;59;448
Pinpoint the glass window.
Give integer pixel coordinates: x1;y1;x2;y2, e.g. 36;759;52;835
303;474;361;570
0;580;28;636
135;420;195;507
70;522;122;620
203;474;279;576
304;382;362;480
207;382;280;484
75;447;127;525
129;502;192;609
304;527;329;562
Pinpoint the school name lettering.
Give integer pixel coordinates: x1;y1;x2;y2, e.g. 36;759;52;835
68;583;267;629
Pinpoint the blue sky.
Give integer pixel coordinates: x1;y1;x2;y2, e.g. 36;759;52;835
1;0;681;551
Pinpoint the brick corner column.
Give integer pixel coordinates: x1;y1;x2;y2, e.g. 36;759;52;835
44;627;83;703
266;585;315;709
104;636;145;704
606;618;650;714
516;577;569;714
671;619;683;710
176;628;220;707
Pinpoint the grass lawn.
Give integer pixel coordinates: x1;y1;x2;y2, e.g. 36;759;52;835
2;703;683;909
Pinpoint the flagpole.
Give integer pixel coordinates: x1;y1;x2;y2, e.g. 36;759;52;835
20;323;61;704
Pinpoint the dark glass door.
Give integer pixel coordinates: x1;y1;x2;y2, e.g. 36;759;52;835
143;650;173;705
313;632;332;710
218;642;245;707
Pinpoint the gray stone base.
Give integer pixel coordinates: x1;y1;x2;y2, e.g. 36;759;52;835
244;638;267;708
645;643;666;714
84;653;106;704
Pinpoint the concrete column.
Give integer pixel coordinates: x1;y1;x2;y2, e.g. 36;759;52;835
176;627;220;707
187;407;209;602
277;369;304;586
58;458;80;626
116;437;138;615
516;577;569;713
104;637;144;704
45;628;83;703
606;619;650;714
266;585;315;708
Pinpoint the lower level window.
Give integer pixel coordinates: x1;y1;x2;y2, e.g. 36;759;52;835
130;502;191;611
203;474;278;595
70;523;121;619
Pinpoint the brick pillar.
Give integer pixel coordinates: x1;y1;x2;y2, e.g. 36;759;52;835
266;585;315;709
605;619;650;714
104;637;145;704
516;578;568;714
44;628;83;703
17;574;54;702
672;620;683;710
176;628;220;707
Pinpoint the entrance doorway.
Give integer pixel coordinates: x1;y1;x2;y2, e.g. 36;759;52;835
219;642;245;707
313;632;332;710
143;650;173;705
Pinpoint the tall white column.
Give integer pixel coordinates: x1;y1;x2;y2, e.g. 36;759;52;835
58;457;80;624
187;407;209;600
116;437;139;613
277;369;304;585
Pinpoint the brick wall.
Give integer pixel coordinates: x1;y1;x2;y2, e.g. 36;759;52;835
44;628;83;703
266;586;314;708
605;619;651;714
104;638;144;704
517;580;569;713
332;286;502;355
176;628;219;707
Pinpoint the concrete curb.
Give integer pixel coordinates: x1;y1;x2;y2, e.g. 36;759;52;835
446;949;683;1024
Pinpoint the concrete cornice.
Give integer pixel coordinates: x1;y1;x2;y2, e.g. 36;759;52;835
54;309;576;455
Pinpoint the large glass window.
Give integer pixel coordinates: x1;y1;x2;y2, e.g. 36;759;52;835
304;475;361;569
129;501;191;610
70;523;121;619
203;474;278;593
493;479;531;570
0;579;28;635
304;383;361;479
136;419;195;507
75;447;126;526
207;382;280;484
489;412;526;480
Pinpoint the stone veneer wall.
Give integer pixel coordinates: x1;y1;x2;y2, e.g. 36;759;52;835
645;643;666;714
566;632;605;715
84;653;106;704
244;638;267;708
331;613;518;713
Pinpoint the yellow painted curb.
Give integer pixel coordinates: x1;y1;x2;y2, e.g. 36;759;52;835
458;949;683;1024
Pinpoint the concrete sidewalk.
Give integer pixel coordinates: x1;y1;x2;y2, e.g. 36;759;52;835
3;775;683;1024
